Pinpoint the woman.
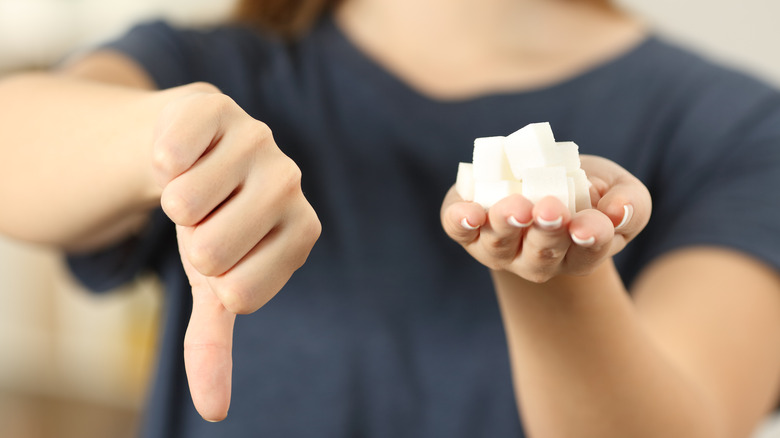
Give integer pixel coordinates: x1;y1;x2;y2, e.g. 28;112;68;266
1;0;779;437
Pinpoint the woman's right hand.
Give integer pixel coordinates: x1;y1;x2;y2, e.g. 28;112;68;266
151;83;321;421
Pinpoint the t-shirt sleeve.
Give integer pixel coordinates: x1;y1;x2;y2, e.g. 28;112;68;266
637;65;780;274
99;20;271;94
65;208;174;293
100;20;197;89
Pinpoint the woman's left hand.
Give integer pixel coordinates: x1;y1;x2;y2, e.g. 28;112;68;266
440;155;651;283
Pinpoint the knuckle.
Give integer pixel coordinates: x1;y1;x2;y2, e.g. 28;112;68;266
249;119;273;143
216;281;260;315
187;237;225;277
268;157;303;200
295;216;322;268
200;92;236;117
307;213;323;243
484;236;518;261
536;247;563;264
245;124;275;159
151;144;170;173
282;206;321;271
487;235;513;251
234;119;273;159
283;162;303;193
161;188;197;226
185;81;221;95
152;135;185;182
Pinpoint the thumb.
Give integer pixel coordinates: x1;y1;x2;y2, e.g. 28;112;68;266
178;226;236;422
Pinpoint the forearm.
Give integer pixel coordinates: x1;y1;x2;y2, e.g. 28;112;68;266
494;260;725;438
0;72;163;250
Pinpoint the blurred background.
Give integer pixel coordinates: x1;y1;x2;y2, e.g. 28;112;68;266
0;0;779;437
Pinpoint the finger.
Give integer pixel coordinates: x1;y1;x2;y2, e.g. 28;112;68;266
564;208;615;275
178;227;236;422
440;187;487;245
152;92;233;187
186;153;301;277
581;155;651;241
160;155;242;227
531;195;571;232
514;196;572;282
488;194;535;233
161;118;275;227
207;200;320;315
595;176;651;248
477;194;534;263
184;280;236;422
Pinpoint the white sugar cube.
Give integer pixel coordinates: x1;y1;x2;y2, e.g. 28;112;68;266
504;123;563;179
507;122;556;145
567;176;576;215
472;136;514;181
569;168;592;212
557;141;581;173
455;162;475;201
521;166;569;207
474;180;523;209
454;122;591;212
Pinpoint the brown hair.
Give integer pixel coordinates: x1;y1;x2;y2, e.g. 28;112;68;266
234;0;620;38
233;0;342;38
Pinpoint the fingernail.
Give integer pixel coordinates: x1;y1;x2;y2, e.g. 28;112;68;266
571;233;596;247
461;218;479;230
507;216;533;228
536;215;563;230
615;204;633;231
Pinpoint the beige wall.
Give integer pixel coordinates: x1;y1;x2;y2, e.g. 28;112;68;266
618;0;780;87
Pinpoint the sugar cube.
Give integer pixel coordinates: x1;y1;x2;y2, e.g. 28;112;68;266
455;162;474;201
454;122;591;212
474;180;523;209
569;168;592;212
567;176;576;215
557;141;581;173
504;123;563;179
472;136;514;181
521;166;569;207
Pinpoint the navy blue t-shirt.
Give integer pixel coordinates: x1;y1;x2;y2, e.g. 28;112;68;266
68;14;780;438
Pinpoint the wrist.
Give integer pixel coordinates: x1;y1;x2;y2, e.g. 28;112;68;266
492;258;628;317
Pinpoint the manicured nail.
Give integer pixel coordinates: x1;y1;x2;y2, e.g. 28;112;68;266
571;233;596;247
615;204;633;231
461;218;479;230
507;216;533;228
536;215;563;230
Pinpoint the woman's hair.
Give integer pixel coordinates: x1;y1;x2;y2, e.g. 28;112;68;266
233;0;618;38
233;0;342;38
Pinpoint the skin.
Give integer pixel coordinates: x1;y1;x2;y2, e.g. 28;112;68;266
340;0;780;436
0;52;321;421
415;1;780;437
0;0;778;434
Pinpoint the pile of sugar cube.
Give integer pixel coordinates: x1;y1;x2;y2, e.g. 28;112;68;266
456;122;591;213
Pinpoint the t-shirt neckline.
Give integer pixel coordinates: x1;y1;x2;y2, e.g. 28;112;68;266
317;13;657;107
